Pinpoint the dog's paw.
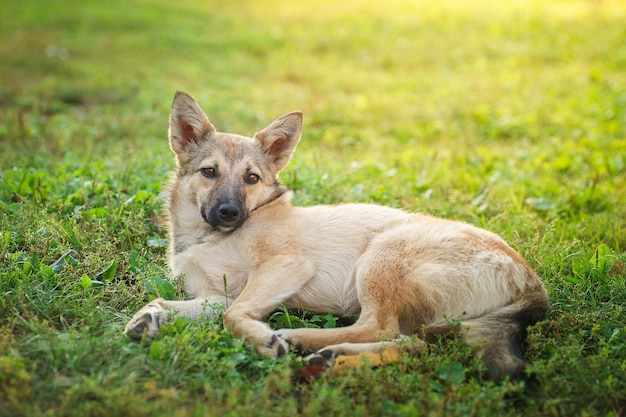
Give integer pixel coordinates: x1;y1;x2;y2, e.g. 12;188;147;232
305;349;337;369
307;348;403;372
265;333;291;357
124;299;168;341
296;348;346;383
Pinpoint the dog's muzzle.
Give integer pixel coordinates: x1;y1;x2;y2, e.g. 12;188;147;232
203;201;246;232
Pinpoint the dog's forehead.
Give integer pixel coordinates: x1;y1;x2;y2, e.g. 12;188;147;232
212;132;257;157
184;132;265;171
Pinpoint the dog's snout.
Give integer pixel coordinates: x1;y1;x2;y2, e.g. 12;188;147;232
205;201;246;232
218;203;241;223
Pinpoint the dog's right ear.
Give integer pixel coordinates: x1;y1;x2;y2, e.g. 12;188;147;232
168;91;215;160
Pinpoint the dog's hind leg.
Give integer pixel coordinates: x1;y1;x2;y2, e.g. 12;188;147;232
124;296;232;340
279;233;428;362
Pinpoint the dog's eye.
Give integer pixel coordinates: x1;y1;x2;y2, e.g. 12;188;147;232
200;167;217;178
245;173;260;185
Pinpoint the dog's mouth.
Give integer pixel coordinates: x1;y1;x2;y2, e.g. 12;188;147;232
202;202;247;232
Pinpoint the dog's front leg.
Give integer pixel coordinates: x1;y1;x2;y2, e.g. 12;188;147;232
124;296;232;340
223;256;315;357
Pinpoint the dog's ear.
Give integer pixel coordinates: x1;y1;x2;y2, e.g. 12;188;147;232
168;91;215;159
254;111;302;172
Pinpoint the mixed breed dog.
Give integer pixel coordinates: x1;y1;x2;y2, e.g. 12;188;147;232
124;91;549;382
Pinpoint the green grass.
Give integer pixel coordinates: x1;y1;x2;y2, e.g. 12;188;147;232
1;0;625;415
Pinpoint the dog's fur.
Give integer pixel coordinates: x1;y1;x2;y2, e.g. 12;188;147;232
124;91;549;381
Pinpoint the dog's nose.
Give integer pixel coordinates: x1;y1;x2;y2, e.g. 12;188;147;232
217;203;241;223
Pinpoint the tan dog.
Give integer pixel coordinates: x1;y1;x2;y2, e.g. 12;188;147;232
124;91;549;381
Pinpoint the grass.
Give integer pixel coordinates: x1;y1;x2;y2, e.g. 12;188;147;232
1;0;625;415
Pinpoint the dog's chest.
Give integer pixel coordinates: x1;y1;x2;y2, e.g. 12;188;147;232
170;239;252;299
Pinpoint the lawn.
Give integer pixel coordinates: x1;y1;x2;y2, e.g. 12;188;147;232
1;0;625;415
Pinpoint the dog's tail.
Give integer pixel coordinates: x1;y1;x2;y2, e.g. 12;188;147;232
424;287;549;382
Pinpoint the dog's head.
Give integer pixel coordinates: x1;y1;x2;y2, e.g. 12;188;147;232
168;91;302;233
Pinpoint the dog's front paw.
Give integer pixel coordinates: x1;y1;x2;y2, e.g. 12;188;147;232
124;299;168;340
264;333;291;357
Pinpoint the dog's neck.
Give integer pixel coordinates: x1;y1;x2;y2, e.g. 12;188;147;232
250;183;291;215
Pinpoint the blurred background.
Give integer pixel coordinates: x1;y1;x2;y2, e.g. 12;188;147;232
2;0;624;210
2;0;624;147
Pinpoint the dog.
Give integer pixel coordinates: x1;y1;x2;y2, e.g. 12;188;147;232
124;91;549;382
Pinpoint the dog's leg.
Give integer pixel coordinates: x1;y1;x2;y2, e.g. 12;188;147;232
124;296;232;340
222;256;315;357
278;320;397;352
278;317;426;371
305;337;427;370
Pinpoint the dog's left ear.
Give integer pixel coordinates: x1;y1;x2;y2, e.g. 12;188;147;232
254;111;302;172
